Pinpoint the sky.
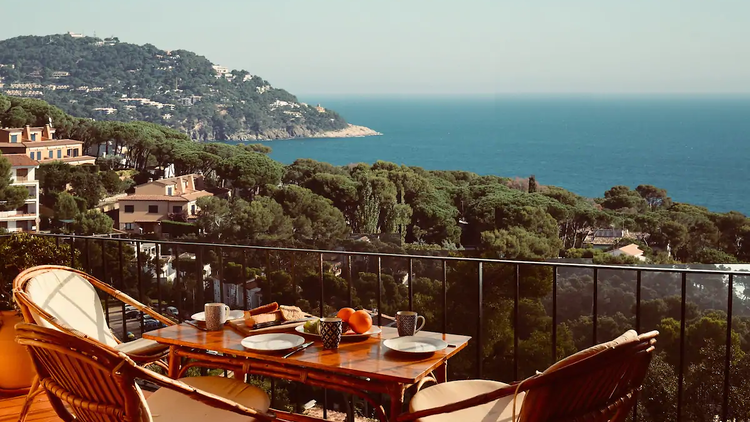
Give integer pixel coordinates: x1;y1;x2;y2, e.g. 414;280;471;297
1;1;749;96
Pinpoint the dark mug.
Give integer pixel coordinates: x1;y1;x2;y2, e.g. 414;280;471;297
320;318;343;349
396;311;426;336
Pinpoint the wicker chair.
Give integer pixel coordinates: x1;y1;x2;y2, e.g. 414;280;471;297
399;330;658;422
15;322;275;422
13;265;176;363
13;265;177;420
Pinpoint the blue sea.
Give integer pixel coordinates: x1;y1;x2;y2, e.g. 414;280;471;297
251;96;750;214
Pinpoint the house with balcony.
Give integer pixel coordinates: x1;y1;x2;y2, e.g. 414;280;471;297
0;154;39;232
118;174;212;235
0;125;96;166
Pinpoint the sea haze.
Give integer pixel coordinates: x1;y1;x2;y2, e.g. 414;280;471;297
233;96;750;214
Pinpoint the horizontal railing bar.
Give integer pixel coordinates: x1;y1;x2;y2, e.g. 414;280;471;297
8;233;750;276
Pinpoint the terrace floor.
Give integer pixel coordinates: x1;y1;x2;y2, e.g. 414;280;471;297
0;393;59;422
0;392;375;421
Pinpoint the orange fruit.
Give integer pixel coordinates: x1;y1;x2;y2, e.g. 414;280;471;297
348;310;373;334
337;307;356;322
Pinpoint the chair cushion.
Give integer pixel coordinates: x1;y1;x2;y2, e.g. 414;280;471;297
25;269;118;347
115;338;169;356
147;376;271;422
408;380;524;422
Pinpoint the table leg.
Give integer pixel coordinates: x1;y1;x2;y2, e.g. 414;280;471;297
435;361;448;383
167;346;180;379
389;385;405;422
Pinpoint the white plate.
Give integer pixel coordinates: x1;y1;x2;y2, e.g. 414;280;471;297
241;333;305;352
382;336;448;354
295;324;382;340
190;309;245;322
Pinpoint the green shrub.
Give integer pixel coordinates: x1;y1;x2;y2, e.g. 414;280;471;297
0;233;79;310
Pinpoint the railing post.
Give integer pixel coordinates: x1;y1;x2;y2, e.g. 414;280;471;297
477;261;483;379
102;239;110;325
592;267;598;345
136;241;144;335
377;256;382;327
552;266;557;363
218;249;224;304
677;272;687;421
291;253;297;306
319;253;325;317
408;258;414;311
155;243;162;313
347;255;353;308
513;263;519;380
266;250;272;304
633;269;642;422
242;251;248;310
174;245;182;322
442;260;447;335
119;241;126;340
723;273;734;422
197;247;204;311
69;236;75;268
85;238;91;273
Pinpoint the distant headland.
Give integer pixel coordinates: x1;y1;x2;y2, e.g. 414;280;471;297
0;33;378;141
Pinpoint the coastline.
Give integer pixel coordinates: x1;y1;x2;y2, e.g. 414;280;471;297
307;124;382;139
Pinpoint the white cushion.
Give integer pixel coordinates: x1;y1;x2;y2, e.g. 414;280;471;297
25;269;118;347
115;338;169;356
408;380;524;422
147;376;270;422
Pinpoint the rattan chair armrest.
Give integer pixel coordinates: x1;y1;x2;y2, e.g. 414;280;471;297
129;363;276;421
396;381;522;422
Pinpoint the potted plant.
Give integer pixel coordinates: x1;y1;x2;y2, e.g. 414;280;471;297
0;233;76;393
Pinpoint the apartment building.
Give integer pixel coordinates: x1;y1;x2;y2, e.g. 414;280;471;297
0;125;96;165
0;154;39;232
118;174;212;234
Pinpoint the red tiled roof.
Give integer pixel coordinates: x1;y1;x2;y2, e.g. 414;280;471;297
617;244;644;256
120;195;189;202
2;154;38;167
181;191;212;201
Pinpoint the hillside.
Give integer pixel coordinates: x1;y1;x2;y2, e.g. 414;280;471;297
0;33;379;141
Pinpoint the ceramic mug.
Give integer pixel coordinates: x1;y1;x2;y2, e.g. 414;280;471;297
396;311;426;336
204;303;230;331
320;317;343;349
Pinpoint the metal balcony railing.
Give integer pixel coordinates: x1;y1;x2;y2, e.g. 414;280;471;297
7;233;749;422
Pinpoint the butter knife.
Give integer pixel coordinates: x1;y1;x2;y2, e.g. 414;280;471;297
283;341;314;358
184;320;209;331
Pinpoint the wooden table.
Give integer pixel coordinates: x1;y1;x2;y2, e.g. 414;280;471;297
143;325;471;421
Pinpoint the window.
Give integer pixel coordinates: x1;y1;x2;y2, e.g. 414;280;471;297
57;150;62;158
124;205;134;213
148;205;159;213
30;133;37;141
172;205;182;214
191;204;197;215
167;186;173;196
124;223;135;230
49;151;53;159
36;152;41;160
66;149;72;157
73;149;79;157
10;134;18;143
